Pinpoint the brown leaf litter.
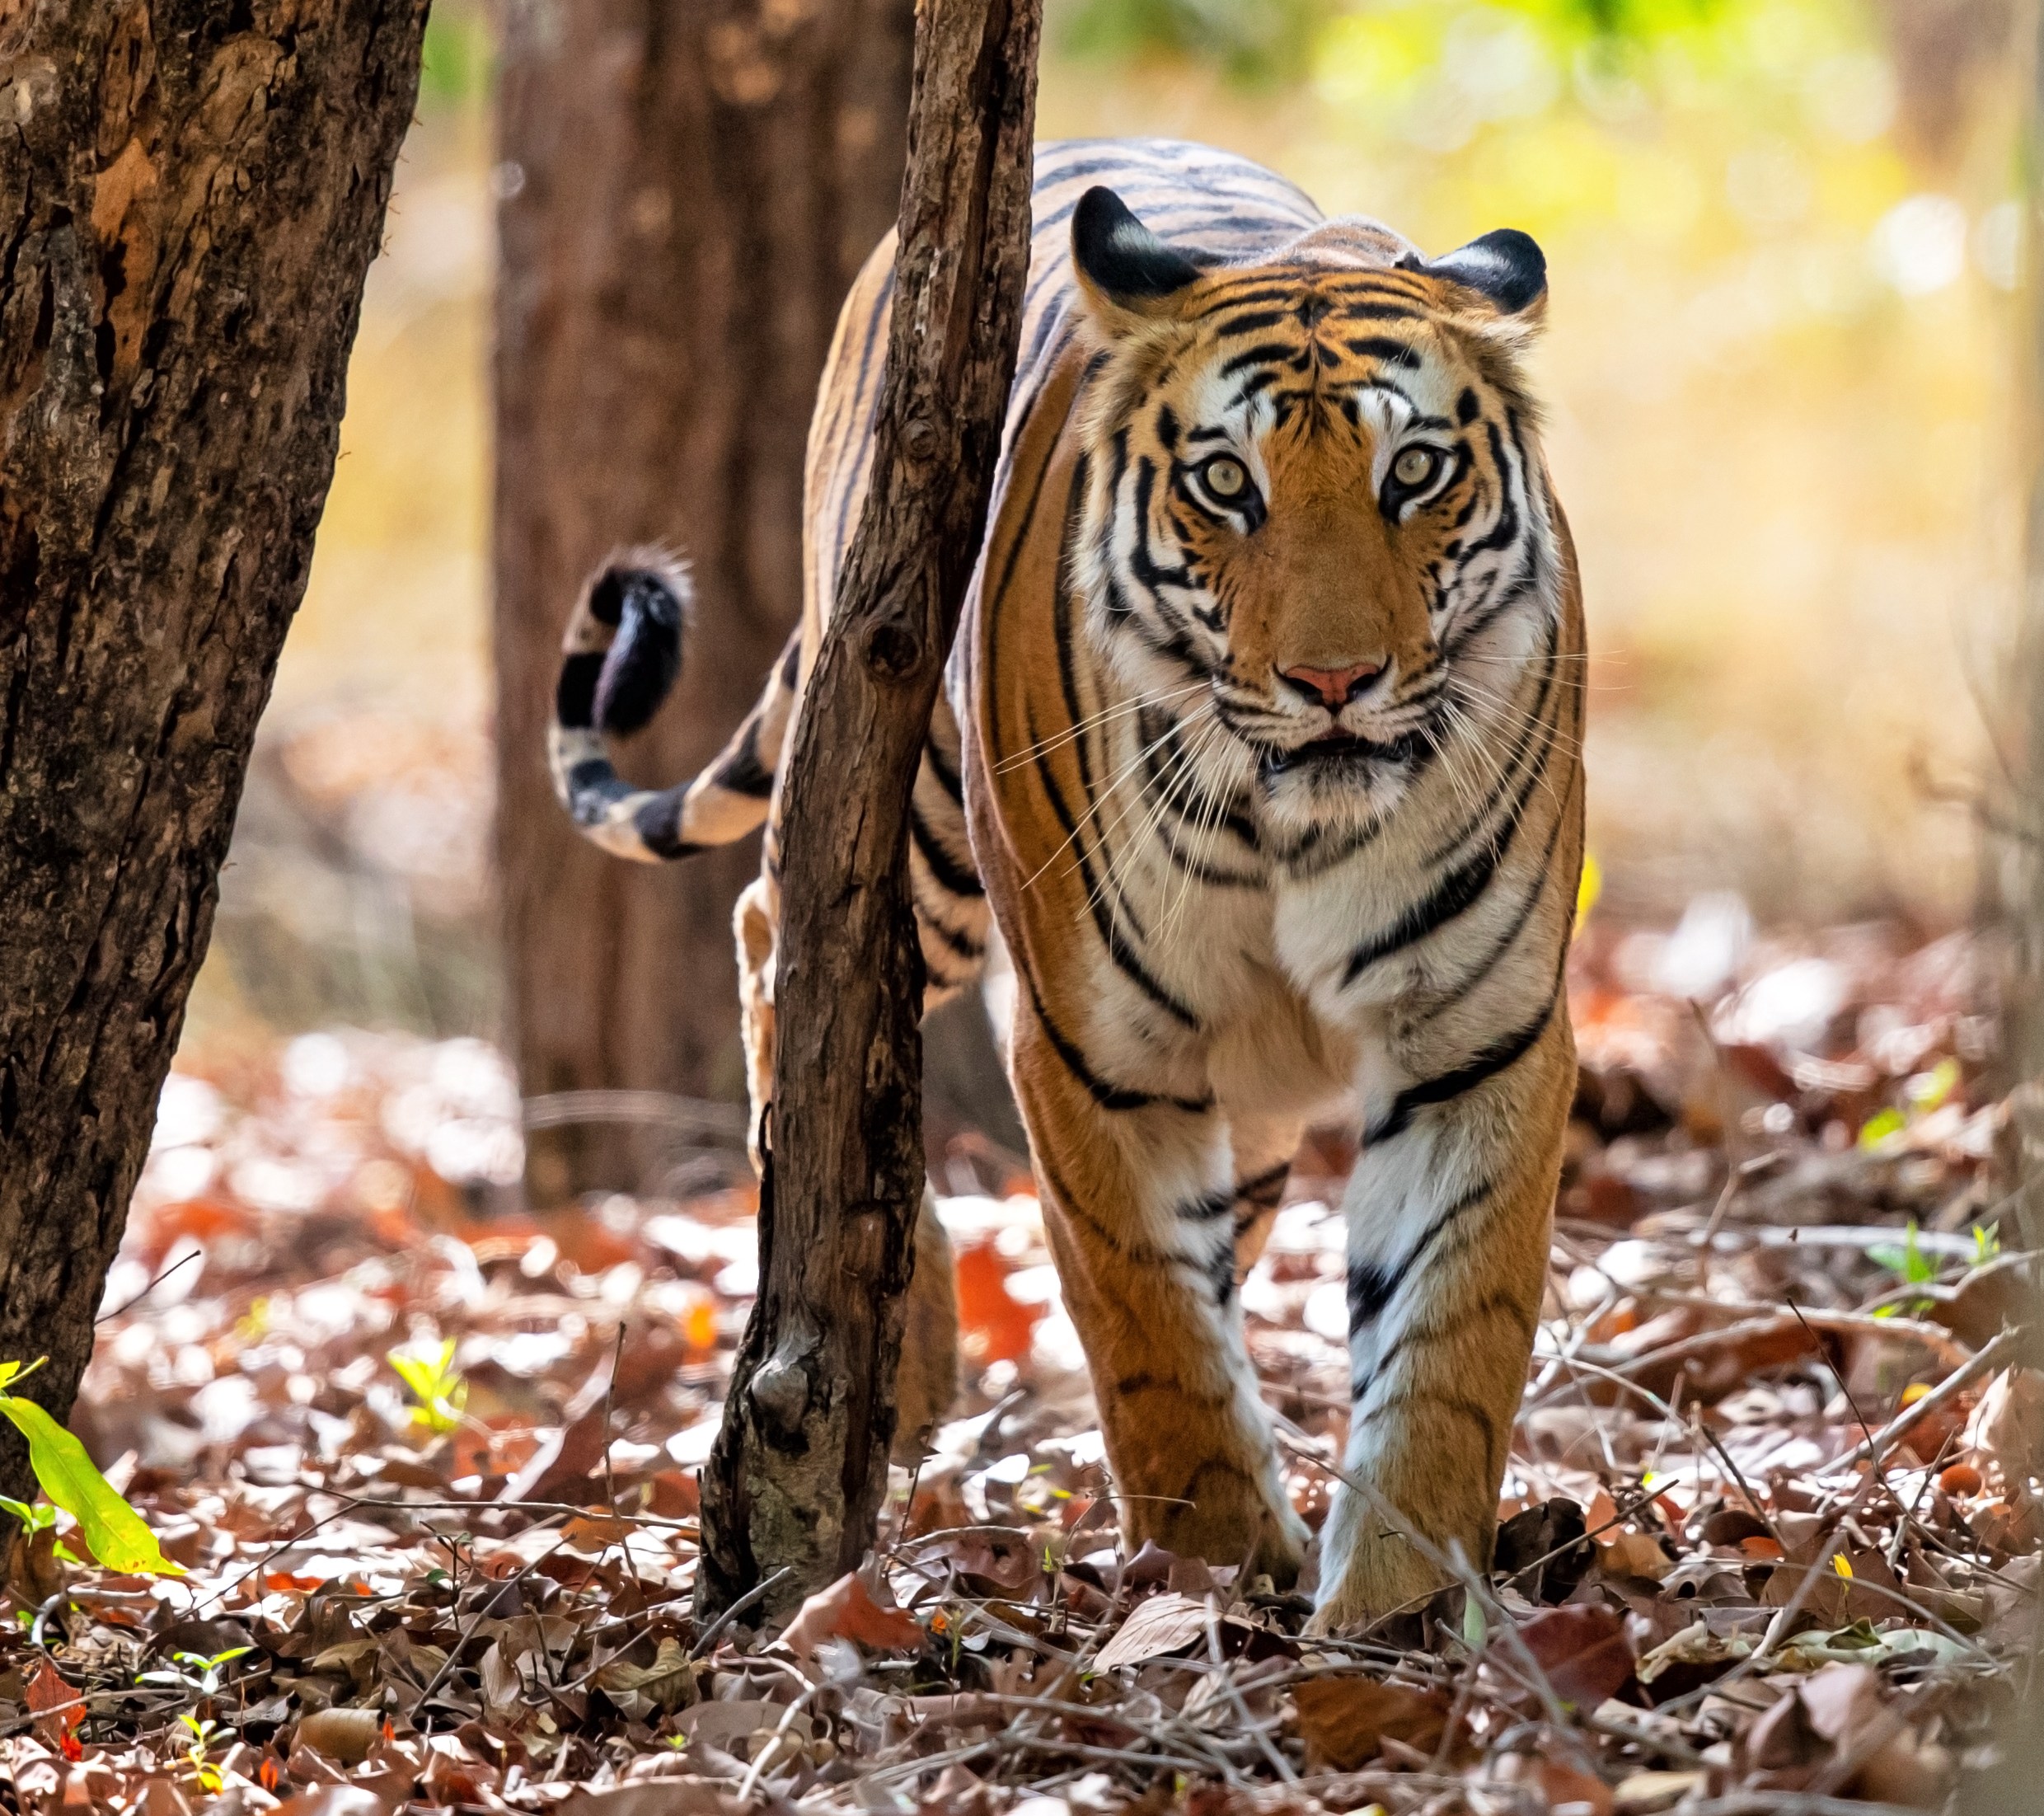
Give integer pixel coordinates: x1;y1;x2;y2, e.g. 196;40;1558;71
0;914;2038;1814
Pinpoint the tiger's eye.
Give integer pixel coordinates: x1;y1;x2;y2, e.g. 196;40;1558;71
1393;447;1439;488
1202;456;1248;499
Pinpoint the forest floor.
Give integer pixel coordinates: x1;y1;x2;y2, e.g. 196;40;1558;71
2;912;2039;1816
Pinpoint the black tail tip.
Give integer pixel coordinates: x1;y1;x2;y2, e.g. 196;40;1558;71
589;562;687;737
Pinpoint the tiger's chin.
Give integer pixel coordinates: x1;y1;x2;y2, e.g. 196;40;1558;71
1251;729;1429;842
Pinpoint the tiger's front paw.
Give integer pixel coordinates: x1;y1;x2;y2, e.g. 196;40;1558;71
1307;1491;1460;1634
1142;1467;1310;1590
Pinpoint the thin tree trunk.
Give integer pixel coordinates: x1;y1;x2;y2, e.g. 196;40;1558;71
0;0;429;1495
493;0;912;1204
695;0;1041;1619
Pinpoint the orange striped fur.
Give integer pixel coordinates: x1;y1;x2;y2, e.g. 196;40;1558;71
550;139;1584;1623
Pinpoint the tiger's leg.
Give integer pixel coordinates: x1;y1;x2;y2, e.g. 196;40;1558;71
1312;1010;1573;1629
1226;1113;1301;1279
1011;999;1308;1580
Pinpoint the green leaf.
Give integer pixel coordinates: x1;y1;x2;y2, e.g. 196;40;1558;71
1460;1593;1488;1649
1902;1220;1934;1286
0;1495;56;1534
1859;1108;1906;1150
0;1392;184;1575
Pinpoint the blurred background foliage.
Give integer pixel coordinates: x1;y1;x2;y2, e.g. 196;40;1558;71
190;0;2033;1044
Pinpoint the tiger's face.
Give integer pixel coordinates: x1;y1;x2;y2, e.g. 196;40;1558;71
1070;188;1558;846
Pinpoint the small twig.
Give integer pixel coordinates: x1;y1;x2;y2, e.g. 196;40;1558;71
738;1678;827;1800
688;1565;796;1658
1818;1326;2020;1473
1204;1592;1296;1782
96;1250;202;1322
338;1494;698;1533
30;1589;66;1649
603;1321;626;1518
1691;1402;1786;1549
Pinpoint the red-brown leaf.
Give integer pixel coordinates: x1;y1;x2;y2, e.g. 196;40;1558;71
781;1571;923;1655
1519;1603;1637;1708
1291;1675;1449;1769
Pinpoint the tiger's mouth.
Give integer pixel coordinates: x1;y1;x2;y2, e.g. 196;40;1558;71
1255;725;1432;779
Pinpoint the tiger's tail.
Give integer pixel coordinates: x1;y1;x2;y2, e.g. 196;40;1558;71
546;549;798;862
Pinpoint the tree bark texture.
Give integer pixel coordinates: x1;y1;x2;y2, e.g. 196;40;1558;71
0;0;429;1495
494;0;913;1204
695;0;1041;1617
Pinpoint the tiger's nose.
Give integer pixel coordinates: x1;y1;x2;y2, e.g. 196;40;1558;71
1278;660;1384;711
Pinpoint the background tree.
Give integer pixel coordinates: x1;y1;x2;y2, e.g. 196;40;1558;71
493;0;916;1202
0;0;431;1495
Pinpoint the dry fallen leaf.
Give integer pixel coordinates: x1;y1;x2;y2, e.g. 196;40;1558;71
1596;1526;1674;1582
1291;1674;1449;1769
296;1706;384;1766
780;1570;923;1656
594;1635;700;1715
1491;1755;1614;1816
1967;1366;2044;1490
562;1784;748;1816
1518;1603;1637;1708
1091;1591;1213;1671
25;1659;80;1752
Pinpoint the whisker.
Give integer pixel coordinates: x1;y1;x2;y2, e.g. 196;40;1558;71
1019;706;1199;894
995;680;1205;772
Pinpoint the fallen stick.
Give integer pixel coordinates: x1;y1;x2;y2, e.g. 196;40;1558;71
1817;1326;2022;1474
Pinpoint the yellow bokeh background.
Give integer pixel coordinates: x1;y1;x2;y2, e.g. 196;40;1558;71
254;0;2029;1044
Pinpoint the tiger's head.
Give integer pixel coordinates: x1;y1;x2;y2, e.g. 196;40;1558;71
1068;186;1562;847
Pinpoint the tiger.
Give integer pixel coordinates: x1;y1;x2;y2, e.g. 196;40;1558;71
546;138;1585;1627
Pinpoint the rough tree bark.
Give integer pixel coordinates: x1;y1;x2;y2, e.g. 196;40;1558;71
0;0;429;1495
695;0;1042;1617
494;0;913;1204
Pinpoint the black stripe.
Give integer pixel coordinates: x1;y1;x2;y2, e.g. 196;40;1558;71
1178;1186;1235;1223
1021;969;1211;1116
909;800;984;898
556;652;604;730
566;758;631;819
713;718;776;799
916;899;986;962
1367;974;1562;1145
1342;828;1506;988
1031;748;1200;1030
634;790;704;861
1423;617;1558;865
921;731;964;805
1235;1159;1291;1206
1346;336;1421;368
1432;774;1574;1011
1217;340;1296;379
1346;1173;1493;1344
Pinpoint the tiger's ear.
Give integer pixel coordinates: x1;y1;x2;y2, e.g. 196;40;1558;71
1072;186;1203;331
1405;228;1546;324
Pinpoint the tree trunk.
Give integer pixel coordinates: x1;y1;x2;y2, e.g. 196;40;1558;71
493;0;913;1204
0;0;429;1495
695;0;1041;1619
